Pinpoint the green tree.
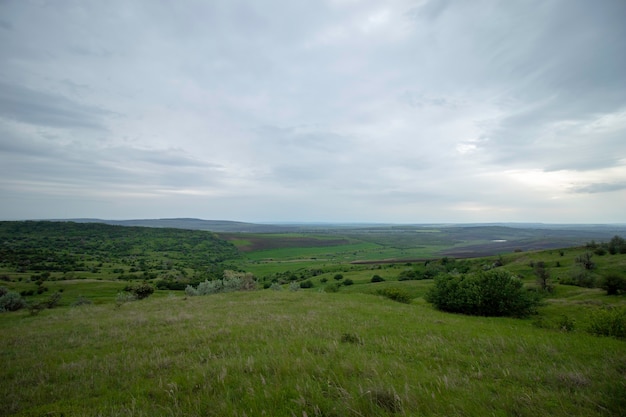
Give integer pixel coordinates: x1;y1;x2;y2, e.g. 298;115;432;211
600;274;626;296
534;261;553;293
426;269;539;317
575;252;595;270
607;235;626;255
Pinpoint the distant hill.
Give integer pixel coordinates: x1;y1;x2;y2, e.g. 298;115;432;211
60;218;298;233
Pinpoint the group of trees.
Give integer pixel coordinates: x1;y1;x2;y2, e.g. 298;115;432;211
0;221;240;277
586;235;626;255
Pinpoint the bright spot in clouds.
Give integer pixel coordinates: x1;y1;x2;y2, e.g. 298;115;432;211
0;0;625;223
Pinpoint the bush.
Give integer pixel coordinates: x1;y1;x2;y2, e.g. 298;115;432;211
300;280;314;289
184;285;199;296
371;275;385;283
334;274;344;281
377;288;412;304
155;280;187;291
115;291;136;307
600;274;626;295
575;252;595;270
27;292;63;316
186;271;257;295
561;269;596;288
398;270;418;281
269;282;283;291
71;295;93;307
587;307;626;338
325;283;340;293
426;270;540;317
124;282;155;300
343;279;354;286
289;282;300;291
607;235;626;255
557;315;576;332
0;291;27;312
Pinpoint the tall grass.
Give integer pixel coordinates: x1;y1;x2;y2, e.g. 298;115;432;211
1;291;624;416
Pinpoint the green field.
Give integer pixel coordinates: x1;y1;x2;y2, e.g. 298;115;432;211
1;221;626;416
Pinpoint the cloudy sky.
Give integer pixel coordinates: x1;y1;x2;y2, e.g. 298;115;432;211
1;0;625;223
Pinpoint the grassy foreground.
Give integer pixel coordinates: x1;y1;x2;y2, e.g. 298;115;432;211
1;291;625;417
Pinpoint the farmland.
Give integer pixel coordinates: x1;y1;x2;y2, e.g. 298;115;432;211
1;220;626;416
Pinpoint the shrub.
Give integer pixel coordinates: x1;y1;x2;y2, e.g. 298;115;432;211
398;270;418;281
0;291;27;312
607;235;626;255
28;292;63;316
334;274;344;281
184;285;199;296
124;282;155;300
300;280;314;289
534;261;554;293
600;274;626;295
71;295;93;307
115;291;136;307
325;283;340;293
557;315;576;332
371;275;385;283
320;277;328;283
561;269;596;288
269;282;283;291
187;271;257;295
343;279;354;286
377;288;412;304
289;282;300;291
155;280;187;291
426;270;540;317
575;252;595;270
587;307;626;338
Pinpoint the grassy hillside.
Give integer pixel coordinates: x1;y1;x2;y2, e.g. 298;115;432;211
1;291;625;417
0;221;241;296
1;221;625;416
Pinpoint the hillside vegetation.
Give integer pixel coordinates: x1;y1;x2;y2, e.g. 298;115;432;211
1;221;625;416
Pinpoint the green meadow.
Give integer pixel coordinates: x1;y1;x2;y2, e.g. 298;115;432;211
1;221;625;416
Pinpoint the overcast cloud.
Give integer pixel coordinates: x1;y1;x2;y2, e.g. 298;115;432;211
1;0;625;223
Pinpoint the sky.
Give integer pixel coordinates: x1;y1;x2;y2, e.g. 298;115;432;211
1;0;625;223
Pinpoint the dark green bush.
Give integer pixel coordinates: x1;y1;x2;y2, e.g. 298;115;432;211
334;274;344;281
343;279;354;286
371;275;385;283
600;274;626;295
299;280;314;289
607;235;626;255
426;270;540;317
124;282;155;299
397;269;417;281
377;288;412;304
155;280;187;290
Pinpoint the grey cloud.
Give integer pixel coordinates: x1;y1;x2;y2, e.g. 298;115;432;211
407;0;451;21
0;0;624;222
0;82;112;129
572;182;626;194
400;91;459;109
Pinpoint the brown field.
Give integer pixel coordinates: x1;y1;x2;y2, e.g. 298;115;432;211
219;233;352;252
